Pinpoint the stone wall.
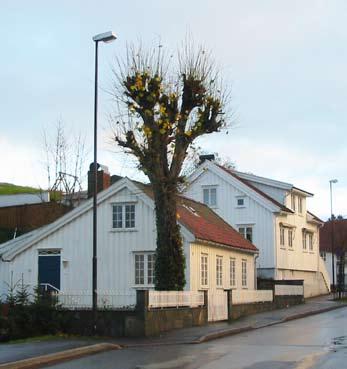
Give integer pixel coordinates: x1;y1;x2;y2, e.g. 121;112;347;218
228;287;304;321
59;290;207;338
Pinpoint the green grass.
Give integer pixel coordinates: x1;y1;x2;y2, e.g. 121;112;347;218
0;183;41;195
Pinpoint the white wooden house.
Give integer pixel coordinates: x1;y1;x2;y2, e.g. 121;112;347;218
0;177;258;320
184;157;331;297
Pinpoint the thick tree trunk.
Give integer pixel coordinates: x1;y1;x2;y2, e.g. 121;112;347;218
152;181;186;290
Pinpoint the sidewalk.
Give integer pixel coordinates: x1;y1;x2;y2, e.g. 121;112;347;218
1;295;346;367
118;294;347;346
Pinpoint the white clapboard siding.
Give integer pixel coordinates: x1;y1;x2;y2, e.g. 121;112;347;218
184;168;275;269
274;285;303;296
148;291;204;308
232;290;273;304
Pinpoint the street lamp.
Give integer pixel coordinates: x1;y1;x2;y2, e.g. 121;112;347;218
329;179;338;291
92;31;117;331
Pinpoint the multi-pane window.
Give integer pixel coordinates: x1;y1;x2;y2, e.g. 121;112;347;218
201;254;208;286
291;193;296;211
239;226;253;242
298;197;303;214
125;204;135;228
242;259;247;287
134;253;155;285
236;197;246;207
302;231;307;250
203;187;217;207
216;256;223;287
288;229;293;248
308;233;313;251
147;254;155;284
135;254;145;285
230;258;236;287
112;205;123;228
112;204;135;229
280;226;285;246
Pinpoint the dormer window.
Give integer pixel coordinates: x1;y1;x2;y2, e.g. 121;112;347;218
298;196;303;214
203;187;217;207
291;193;296;212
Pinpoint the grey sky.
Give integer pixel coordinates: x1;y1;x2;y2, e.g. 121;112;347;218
0;0;346;219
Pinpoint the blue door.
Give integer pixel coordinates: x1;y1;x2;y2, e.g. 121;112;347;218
38;254;61;291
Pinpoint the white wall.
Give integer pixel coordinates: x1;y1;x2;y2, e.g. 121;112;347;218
184;169;275;269
189;242;256;292
0;184;195;302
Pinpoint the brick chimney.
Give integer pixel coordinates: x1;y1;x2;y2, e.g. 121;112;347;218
87;163;111;198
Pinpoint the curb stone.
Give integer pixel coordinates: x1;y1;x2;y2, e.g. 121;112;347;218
0;343;121;369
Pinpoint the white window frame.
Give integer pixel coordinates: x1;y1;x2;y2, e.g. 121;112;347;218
216;256;223;287
291;193;296;212
308;233;314;251
134;252;155;286
298;196;303;214
302;231;307;251
112;203;136;229
238;226;253;243
288;229;293;248
280;226;285;247
236;196;247;208
202;186;217;207
241;259;247;288
230;257;236;288
200;253;208;287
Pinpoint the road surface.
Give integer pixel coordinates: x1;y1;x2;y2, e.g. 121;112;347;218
46;307;347;369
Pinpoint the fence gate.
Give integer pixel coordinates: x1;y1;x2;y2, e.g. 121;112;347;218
208;290;228;322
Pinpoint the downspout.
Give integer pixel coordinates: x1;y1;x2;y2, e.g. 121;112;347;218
254;253;259;289
274;214;278;280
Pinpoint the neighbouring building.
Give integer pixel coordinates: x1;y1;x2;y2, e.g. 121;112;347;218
320;219;347;287
0;176;258;321
184;156;330;297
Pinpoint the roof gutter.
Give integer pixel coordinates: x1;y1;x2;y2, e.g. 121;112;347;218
195;238;259;255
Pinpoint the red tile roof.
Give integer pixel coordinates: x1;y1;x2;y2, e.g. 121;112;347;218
135;182;258;253
320;219;347;253
216;165;293;213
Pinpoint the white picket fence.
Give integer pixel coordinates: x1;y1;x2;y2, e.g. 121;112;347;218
148;291;204;308
232;289;273;304
275;285;304;296
52;291;136;310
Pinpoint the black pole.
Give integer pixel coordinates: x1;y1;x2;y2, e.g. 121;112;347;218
92;40;99;332
330;181;335;291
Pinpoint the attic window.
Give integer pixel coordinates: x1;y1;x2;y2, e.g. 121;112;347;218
236;196;247;208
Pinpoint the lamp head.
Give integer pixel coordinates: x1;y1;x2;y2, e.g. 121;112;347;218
93;31;117;43
330;179;338;184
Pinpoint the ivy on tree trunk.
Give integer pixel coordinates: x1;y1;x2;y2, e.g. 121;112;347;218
113;43;228;290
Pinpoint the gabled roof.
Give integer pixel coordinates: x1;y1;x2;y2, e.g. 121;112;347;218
0;178;258;260
134;182;258;253
307;211;324;224
216;165;293;213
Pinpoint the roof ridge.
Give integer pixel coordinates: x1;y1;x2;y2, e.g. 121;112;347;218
215;164;293;213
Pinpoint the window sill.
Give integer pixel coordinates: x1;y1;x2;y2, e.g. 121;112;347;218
200;286;209;290
236;206;246;209
132;285;155;289
280;247;286;250
242;287;248;290
288;248;294;251
110;228;138;233
303;250;308;253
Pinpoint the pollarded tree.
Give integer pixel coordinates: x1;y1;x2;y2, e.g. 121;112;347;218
112;43;228;290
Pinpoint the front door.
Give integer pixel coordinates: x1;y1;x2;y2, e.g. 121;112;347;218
38;250;61;291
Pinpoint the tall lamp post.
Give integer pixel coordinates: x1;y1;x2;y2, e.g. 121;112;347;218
329;179;338;291
92;31;117;331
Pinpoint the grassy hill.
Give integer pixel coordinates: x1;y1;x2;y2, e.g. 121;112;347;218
0;183;41;195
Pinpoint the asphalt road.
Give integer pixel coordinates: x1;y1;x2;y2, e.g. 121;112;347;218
45;307;347;369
